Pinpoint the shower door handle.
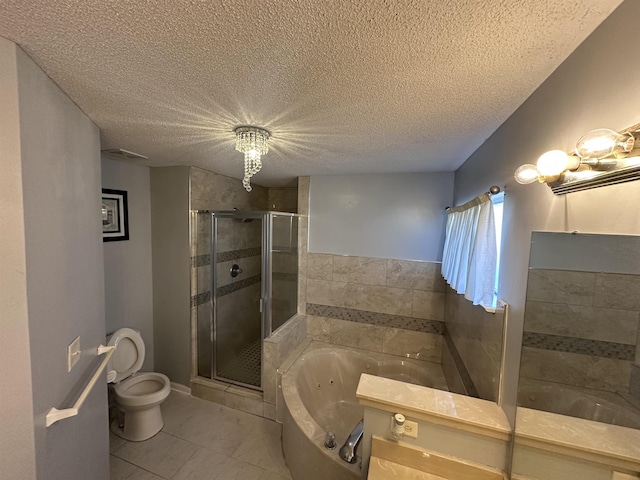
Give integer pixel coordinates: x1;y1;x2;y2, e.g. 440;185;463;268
230;264;242;277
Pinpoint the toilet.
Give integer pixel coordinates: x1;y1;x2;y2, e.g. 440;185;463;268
107;328;171;441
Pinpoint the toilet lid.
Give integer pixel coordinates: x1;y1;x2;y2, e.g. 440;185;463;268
107;328;145;383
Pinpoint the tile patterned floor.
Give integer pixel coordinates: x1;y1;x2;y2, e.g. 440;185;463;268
110;391;292;480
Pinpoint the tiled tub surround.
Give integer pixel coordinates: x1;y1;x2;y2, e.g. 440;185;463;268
305;253;446;326
442;285;505;402
521;268;640;399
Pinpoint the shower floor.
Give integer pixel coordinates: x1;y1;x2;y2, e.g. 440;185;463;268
217;338;262;388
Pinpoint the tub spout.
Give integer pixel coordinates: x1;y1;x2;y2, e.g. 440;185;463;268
339;419;364;464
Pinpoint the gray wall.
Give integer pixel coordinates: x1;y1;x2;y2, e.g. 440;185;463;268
0;39;107;479
309;173;454;262
0;37;37;480
102;157;154;371
453;0;640;426
151;167;191;386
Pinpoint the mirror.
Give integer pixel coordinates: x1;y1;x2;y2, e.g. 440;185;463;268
513;231;640;475
518;231;640;426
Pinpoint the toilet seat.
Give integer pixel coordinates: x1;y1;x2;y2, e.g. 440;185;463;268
107;328;145;383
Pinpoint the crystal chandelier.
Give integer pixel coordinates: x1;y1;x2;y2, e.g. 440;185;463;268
234;126;270;192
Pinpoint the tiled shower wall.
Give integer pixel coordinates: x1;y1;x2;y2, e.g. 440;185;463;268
521;268;640;395
443;286;505;402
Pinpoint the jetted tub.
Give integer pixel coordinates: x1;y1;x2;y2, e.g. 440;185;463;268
281;343;448;480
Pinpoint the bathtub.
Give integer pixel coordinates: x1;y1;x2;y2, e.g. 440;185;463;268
281;343;448;480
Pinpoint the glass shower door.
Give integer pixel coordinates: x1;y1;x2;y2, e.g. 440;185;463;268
212;213;264;389
271;214;298;332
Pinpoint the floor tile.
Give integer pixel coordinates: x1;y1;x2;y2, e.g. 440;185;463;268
127;468;166;480
167;411;254;457
112;431;199;479
110;455;136;480
173;447;264;480
232;433;291;478
110;432;127;453
110;391;290;480
259;471;293;480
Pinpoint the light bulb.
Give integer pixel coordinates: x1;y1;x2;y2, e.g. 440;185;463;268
514;164;540;184
576;128;634;159
536;150;574;177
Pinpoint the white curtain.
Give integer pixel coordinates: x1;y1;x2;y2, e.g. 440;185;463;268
442;193;497;308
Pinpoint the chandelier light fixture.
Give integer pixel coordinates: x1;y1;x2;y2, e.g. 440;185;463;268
234;126;270;192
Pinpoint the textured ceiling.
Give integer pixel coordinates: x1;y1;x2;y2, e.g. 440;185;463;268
0;0;623;186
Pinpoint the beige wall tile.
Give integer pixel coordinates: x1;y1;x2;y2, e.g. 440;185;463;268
333;255;387;286
465;340;499;402
382;328;442;362
307;253;333;281
306;315;331;342
355;284;413;316
594;273;640;311
329;318;385;352
307;279;357;308
413;290;445;320
297;176;310;215
524;300;639;345
386;259;445;292
441;343;468;396
526;269;595;306
520;347;631;392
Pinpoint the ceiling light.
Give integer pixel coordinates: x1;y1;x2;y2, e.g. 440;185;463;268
234;126;270;192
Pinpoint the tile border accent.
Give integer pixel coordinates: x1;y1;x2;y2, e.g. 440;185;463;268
522;332;635;360
443;326;479;398
217;247;261;263
306;303;444;334
217;274;261;297
191;254;211;268
191;291;211;308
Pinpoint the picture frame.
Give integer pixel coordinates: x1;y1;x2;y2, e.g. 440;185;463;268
102;188;129;242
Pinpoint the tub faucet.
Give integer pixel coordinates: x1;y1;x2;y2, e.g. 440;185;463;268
339;419;364;464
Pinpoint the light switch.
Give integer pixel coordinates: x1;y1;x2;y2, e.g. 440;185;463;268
67;336;81;372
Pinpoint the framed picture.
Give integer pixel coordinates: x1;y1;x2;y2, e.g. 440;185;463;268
102;188;129;242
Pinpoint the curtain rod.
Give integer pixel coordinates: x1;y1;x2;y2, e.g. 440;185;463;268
445;185;502;212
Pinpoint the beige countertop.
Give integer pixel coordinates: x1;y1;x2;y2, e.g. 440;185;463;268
356;374;511;440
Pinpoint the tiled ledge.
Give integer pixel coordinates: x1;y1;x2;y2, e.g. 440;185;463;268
515;407;640;472
356;374;510;441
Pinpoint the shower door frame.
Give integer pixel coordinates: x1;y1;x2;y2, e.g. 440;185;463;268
210;211;297;391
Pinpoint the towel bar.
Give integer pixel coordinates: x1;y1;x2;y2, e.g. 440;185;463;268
46;344;116;427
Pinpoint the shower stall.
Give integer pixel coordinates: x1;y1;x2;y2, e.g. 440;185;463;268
191;210;299;391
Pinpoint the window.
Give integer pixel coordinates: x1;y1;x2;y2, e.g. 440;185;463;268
491;192;504;301
442;191;502;311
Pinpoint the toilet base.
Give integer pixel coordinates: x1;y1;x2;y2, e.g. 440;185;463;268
110;405;164;442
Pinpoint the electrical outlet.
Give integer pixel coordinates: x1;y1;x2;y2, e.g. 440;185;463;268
403;420;418;438
67;336;81;372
